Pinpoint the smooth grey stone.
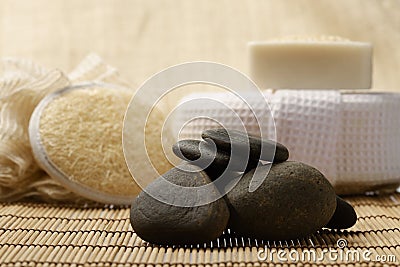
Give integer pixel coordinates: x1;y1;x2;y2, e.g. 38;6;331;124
172;139;259;178
325;196;357;229
202;128;289;163
130;163;230;245
226;161;336;240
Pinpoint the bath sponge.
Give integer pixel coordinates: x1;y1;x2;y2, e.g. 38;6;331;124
30;83;173;204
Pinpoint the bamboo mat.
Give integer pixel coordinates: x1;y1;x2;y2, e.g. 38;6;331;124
0;194;399;267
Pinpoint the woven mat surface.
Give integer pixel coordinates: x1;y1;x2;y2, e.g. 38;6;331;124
0;194;399;267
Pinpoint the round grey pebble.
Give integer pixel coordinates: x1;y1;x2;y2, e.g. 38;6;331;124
226;161;336;240
201;128;289;163
325;196;357;229
172;139;259;177
130;163;230;245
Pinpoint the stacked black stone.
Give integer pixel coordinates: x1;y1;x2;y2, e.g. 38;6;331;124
130;128;357;245
173;128;289;179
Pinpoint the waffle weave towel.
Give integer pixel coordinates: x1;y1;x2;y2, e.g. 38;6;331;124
177;90;400;195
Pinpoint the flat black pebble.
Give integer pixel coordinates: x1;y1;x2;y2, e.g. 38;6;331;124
325;196;357;229
172;139;259;178
130;163;230;245
226;161;336;240
202;128;289;163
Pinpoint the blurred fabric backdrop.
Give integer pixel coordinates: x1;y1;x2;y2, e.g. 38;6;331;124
0;0;399;90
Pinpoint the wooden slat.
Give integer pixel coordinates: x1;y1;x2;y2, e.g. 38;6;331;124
0;194;399;267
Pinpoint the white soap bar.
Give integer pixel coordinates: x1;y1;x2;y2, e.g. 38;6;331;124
248;37;372;89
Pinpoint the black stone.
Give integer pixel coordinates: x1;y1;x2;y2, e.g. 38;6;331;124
201;128;289;163
172;139;259;178
325;196;357;229
130;163;230;245
226;161;336;240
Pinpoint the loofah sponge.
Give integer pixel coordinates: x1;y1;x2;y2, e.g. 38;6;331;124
30;83;173;204
1;54;174;203
0;58;74;202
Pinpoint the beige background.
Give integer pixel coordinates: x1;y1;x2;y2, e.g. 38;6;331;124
0;0;399;90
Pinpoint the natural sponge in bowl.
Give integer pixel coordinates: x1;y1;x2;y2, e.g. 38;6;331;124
29;82;173;205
